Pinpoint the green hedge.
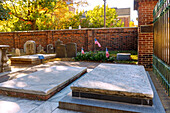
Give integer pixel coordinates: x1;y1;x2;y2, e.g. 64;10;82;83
74;51;115;62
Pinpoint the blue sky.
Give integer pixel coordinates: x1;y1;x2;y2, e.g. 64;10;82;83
77;0;138;25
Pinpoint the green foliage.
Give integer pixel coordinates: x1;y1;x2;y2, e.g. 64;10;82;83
74;50;138;64
74;51;115;62
0;0;85;31
0;1;10;20
81;5;124;28
2;0;59;30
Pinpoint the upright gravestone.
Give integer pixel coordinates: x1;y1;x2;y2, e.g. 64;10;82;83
37;45;43;54
24;40;36;55
47;44;54;54
66;43;77;58
56;44;67;58
55;39;63;49
11;48;15;53
20;49;24;54
40;47;46;54
0;45;11;73
56;41;67;58
15;48;20;56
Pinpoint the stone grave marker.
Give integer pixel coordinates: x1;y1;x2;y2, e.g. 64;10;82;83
15;48;20;56
56;44;67;58
55;39;63;48
0;66;87;100
117;53;131;61
66;43;77;58
11;48;15;53
20;49;24;54
47;44;54;54
37;45;43;53
58;64;165;113
24;40;36;55
40;47;46;54
0;45;11;72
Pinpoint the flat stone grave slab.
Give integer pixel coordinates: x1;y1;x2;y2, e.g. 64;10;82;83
10;54;56;64
71;64;153;105
117;53;131;60
59;72;165;113
0;66;87;100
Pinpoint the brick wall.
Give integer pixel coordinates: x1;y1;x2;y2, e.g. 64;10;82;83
0;27;138;52
136;0;158;70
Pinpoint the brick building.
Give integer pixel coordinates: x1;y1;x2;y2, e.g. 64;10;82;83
134;0;158;70
115;8;130;27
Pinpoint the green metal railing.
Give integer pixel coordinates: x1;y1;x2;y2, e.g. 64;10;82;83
153;55;170;96
153;0;170;23
153;0;170;96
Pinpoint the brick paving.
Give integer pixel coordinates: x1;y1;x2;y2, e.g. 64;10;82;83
149;71;170;113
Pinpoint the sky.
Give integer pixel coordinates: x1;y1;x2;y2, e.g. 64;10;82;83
77;0;138;25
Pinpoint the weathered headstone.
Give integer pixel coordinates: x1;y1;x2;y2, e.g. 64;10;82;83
40;47;46;54
66;43;77;58
0;45;11;72
11;48;15;53
24;40;36;55
37;45;43;54
20;49;24;54
15;48;20;56
56;44;67;58
55;39;63;48
47;44;54;54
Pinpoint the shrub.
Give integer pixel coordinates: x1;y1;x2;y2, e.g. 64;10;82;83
74;51;115;62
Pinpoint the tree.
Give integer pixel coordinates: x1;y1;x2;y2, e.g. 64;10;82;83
2;0;60;30
81;5;124;28
0;0;87;31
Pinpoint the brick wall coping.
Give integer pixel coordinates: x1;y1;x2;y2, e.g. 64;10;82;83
0;27;138;34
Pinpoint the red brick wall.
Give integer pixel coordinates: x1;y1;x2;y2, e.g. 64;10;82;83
0;27;138;52
137;0;158;70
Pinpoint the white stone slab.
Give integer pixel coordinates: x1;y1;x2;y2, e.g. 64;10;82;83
0;66;87;95
11;54;56;61
71;64;153;99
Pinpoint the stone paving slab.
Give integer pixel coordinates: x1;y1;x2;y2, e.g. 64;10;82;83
71;64;153;102
0;66;87;100
59;72;165;113
10;54;56;64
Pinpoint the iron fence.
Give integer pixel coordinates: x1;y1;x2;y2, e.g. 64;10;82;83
153;0;170;96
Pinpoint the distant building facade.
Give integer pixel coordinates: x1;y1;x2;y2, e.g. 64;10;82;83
115;8;130;27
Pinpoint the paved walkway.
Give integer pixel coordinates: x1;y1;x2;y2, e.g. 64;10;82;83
149;72;170;113
0;61;100;113
0;61;169;113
